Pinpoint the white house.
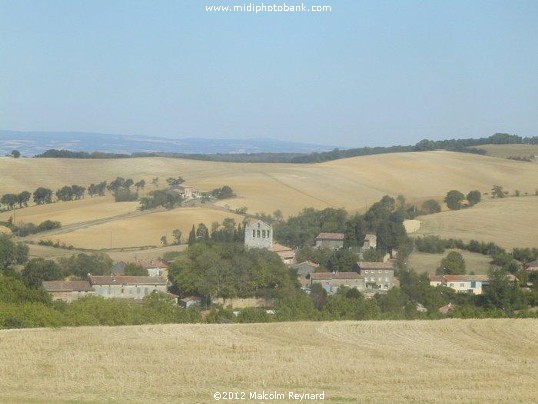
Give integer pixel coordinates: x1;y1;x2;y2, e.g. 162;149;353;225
244;220;273;250
429;274;489;295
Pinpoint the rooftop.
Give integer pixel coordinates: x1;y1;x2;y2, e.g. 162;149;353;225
89;275;168;286
315;232;345;241
310;272;362;280
42;280;94;292
357;261;394;270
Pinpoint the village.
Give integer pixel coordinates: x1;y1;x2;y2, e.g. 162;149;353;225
41;214;534;315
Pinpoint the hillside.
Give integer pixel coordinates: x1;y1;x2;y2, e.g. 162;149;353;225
415;197;538;249
0;319;535;403
1;151;537;217
468;144;538;160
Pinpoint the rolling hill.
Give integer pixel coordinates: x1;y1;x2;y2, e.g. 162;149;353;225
1;151;536;250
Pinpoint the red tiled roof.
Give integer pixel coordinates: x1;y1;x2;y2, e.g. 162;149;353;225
272;243;292;253
310;272;362;280
357;261;394;269
139;261;169;270
89;275;168;286
315;233;345;241
277;251;296;260
42;280;94;292
444;275;489;282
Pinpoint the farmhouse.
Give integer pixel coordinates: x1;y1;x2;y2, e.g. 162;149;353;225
244;219;273;250
309;272;365;294
314;232;345;250
355;261;395;291
139;259;169;277
429;274;489;295
42;280;95;303
89;275;168;300
171;184;199;200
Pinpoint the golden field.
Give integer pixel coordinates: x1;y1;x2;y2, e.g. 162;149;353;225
1;151;537;216
30;207;243;250
407;250;492;276
0;319;536;403
415;196;538;249
1;152;537;251
0;196;139;227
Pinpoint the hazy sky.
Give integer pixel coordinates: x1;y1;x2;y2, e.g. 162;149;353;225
1;1;537;147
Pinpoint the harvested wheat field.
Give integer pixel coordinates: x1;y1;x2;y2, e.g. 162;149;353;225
1;151;537;216
0;319;536;403
0;196;139;227
408;250;492;275
31;207;243;249
416;197;538;249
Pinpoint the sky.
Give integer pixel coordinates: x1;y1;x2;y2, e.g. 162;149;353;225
1;0;537;147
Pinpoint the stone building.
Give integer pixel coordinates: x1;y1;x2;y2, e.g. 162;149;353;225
89;275;168;300
42;280;95;303
354;261;395;291
309;272;365;294
314;233;345;250
244;220;273;250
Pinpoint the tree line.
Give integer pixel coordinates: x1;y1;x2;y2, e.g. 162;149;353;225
31;133;538;164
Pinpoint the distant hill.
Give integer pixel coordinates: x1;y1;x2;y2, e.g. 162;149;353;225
0;130;337;157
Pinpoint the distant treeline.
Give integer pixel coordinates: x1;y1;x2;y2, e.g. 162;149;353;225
35;150;130;159
34;133;538;164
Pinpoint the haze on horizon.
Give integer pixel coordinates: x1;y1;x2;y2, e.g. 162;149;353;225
1;1;537;148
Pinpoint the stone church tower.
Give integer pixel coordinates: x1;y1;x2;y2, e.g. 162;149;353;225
244;220;273;250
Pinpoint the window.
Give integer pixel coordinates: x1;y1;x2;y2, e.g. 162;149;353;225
257;230;261;238
252;230;256;238
262;230;266;238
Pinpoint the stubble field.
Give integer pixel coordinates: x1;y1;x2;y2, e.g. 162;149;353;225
1;151;537;250
0;319;536;403
415;196;538;249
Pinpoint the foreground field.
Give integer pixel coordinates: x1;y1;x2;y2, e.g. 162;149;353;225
415;196;538;249
0;319;536;403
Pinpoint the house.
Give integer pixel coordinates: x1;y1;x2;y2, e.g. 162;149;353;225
354;261;395;291
89;275;168;300
291;261;320;277
309;272;365;294
314;233;345;250
42;280;95;303
139;260;169;277
272;243;296;265
429;274;490;295
524;260;538;272
244;219;273;250
180;296;201;309
171;184;199;200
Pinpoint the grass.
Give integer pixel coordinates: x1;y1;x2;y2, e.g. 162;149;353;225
415;196;538;249
407;249;492;275
0;319;536;403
